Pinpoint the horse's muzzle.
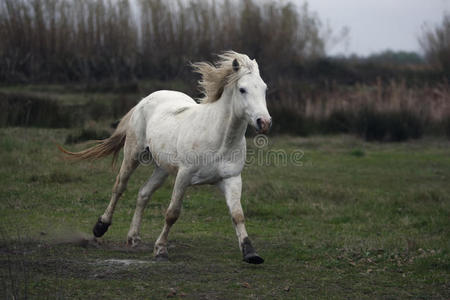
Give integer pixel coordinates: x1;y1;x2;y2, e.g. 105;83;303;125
256;117;272;134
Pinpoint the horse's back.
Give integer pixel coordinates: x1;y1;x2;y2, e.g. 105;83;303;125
143;90;197;111
129;90;198;169
133;89;196;123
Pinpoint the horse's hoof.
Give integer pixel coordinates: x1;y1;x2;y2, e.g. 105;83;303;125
241;237;263;264
154;253;169;262
126;236;141;248
243;253;264;264
93;218;110;237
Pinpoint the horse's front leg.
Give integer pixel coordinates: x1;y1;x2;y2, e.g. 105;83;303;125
154;168;191;261
218;175;264;264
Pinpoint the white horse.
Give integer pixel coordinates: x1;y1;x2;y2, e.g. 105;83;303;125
59;51;272;264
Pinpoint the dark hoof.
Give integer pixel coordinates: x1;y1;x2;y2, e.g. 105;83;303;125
154;253;169;262
93;218;110;237
241;237;263;264
243;253;264;264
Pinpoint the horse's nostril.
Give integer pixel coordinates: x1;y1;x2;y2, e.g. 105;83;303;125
256;118;262;130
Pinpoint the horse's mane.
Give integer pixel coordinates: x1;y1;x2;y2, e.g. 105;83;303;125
192;51;258;104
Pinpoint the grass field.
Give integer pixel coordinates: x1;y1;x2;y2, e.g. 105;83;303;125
0;128;449;299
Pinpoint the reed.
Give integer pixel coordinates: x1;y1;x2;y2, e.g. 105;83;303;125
270;80;450;140
1;0;448;140
0;0;327;82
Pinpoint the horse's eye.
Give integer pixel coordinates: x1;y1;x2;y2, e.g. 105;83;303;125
239;88;247;94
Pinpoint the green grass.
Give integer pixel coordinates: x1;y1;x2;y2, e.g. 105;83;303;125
0;129;449;299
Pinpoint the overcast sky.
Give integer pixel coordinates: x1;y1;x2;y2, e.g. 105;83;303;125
304;0;449;56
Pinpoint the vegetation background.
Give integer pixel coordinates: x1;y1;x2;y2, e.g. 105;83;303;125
0;0;449;299
1;0;449;141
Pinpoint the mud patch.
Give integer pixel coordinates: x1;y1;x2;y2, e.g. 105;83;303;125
46;229;98;248
94;259;152;266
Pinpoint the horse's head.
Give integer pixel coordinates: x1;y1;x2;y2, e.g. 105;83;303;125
192;51;272;133
231;58;272;134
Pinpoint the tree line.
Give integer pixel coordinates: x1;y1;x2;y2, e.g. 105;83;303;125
0;0;333;83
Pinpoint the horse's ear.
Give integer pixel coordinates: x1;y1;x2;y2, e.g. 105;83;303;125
232;59;240;72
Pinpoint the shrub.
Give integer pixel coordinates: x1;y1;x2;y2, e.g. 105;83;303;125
443;117;450;139
322;110;354;134
419;13;450;74
0;92;74;128
354;108;424;142
65;128;111;144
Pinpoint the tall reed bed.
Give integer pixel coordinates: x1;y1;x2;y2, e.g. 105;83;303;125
269;80;450;140
0;0;448;140
0;0;327;82
0;0;138;81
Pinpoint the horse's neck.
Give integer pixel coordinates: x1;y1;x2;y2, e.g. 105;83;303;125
205;90;247;151
221;103;247;150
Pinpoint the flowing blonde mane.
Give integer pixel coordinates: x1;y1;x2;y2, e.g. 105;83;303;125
192;51;258;104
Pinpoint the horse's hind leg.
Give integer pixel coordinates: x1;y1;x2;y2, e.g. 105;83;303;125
154;168;191;261
93;144;139;238
127;167;168;247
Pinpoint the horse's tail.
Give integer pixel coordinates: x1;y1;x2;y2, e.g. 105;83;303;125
58;107;135;165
